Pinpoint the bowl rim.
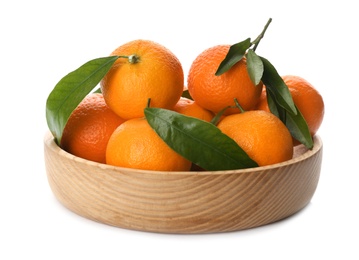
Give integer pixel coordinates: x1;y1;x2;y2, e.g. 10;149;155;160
44;131;322;176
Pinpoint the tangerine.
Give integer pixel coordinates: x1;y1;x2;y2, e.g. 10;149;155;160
187;45;263;115
256;75;325;139
217;110;293;166
172;97;214;122
60;93;126;164
101;39;184;120
255;88;270;112
282;75;324;137
106;118;192;171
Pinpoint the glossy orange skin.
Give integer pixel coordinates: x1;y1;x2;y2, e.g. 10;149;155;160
282;75;325;137
172;97;214;122
61;93;126;163
101;39;184;120
217;110;293;166
187;45;263;115
106;118;192;171
256;75;325;145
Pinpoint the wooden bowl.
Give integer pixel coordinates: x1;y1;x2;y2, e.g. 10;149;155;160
44;131;323;234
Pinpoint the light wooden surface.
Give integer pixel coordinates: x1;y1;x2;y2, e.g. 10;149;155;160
44;132;323;234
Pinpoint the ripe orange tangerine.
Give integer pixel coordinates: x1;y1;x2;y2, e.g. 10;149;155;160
172;97;214;122
256;75;325;141
187;45;263;115
282;75;324;137
217;110;293;166
60;93;126;164
101;39;184;120
106;118;192;171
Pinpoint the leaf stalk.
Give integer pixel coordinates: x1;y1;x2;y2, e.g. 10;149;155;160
251;18;272;52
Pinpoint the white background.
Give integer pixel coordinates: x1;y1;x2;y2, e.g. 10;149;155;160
1;0;358;259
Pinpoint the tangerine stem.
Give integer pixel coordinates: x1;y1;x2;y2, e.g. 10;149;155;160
252;18;272;52
211;106;231;125
116;55;140;64
234;98;246;113
147;98;152;108
211;99;246;125
128;54;140;64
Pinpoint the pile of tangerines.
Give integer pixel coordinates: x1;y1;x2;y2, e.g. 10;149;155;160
59;39;324;171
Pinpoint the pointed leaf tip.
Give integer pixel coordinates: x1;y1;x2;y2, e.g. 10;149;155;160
215;38;251;76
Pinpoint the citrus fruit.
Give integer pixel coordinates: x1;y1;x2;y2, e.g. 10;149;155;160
101;39;184;120
217;110;293;166
172;97;214;122
106;118;192;171
255;88;270;112
187;45;263;115
60;93;126;164
282;75;324;137
256;75;325;138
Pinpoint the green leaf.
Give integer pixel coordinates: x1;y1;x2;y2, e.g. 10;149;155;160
260;56;297;115
46;56;119;144
266;90;280;118
266;88;286;121
285;105;314;149
215;38;251;76
210;105;231;125
261;57;313;149
246;49;264;85
144;108;258;171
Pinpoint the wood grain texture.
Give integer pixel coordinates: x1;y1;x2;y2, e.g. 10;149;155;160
44;132;323;234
